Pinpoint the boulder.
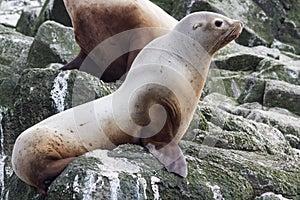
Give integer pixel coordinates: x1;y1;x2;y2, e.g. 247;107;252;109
202;68;249;99
231;103;300;149
193;99;293;155
16;9;40;36
213;43;281;72
17;0;72;36
1;68;117;156
0;65;19;107
255;58;300;85
0;0;44;28
0;25;33;70
238;77;266;104
26;21;79;68
263;80;300;116
151;0;300;54
5;142;300;199
255;192;293;200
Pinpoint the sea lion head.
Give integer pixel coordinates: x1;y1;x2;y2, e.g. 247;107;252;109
174;11;243;55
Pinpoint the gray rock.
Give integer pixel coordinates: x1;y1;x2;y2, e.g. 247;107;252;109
285;134;300;149
29;0;72;36
151;0;300;54
263;80;300;116
6;142;300;199
16;9;40;36
192;100;293;155
0;25;33;70
2;68;117;156
235;27;269;47
26;21;79;68
231;104;300;149
238;77;266;104
201;93;300;149
271;39;296;53
203;68;249;99
213;43;281;72
0;0;44;27
0;65;19;107
255;58;300;85
255;192;293;200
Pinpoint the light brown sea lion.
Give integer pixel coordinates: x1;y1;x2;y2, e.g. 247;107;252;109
11;12;243;194
60;0;178;82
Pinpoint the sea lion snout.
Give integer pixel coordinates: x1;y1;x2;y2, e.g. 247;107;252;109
224;21;243;42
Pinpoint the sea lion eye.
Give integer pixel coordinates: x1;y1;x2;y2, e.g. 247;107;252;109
214;20;223;27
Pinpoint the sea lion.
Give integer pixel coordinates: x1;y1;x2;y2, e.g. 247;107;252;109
60;0;178;82
11;12;243;194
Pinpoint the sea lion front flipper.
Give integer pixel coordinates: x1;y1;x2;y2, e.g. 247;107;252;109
60;49;87;70
145;142;187;177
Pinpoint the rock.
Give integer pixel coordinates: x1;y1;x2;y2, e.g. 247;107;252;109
16;9;40;36
152;0;300;54
203;68;249;99
192;100;293;155
203;44;285;101
1;68;117;156
229;103;300;149
255;192;293;200
263;80;300;116
213;43;281;71
271;39;296;53
255;58;300;85
235;27;269;47
29;0;72;36
26;21;80;68
276;17;300;55
0;65;19;107
238;77;266;104
0;0;44;27
6;142;300;199
285;134;300;150
4;144;254;200
0;25;34;70
201;93;300;149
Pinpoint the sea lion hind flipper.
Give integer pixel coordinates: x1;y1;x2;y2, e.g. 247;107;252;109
145;142;187;177
37;157;76;194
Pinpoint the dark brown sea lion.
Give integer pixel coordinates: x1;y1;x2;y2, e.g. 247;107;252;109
61;0;178;82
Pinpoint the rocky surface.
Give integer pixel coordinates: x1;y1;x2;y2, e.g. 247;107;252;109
0;0;299;199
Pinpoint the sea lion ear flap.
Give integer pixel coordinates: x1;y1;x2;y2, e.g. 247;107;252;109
145;142;188;177
193;22;203;30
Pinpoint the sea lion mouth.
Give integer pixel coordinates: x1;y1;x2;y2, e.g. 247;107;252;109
224;24;243;42
210;22;243;55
